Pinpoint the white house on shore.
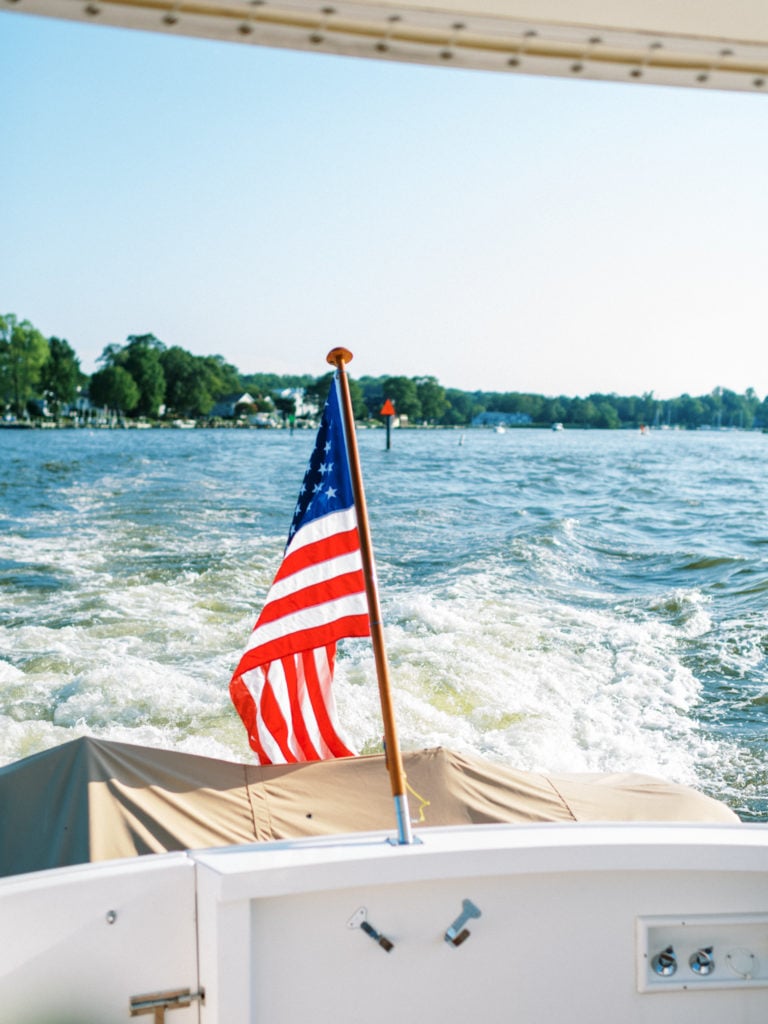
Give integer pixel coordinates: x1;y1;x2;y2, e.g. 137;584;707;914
278;388;319;420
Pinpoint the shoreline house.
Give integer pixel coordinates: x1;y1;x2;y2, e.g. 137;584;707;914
209;391;284;428
209;392;258;420
277;388;318;421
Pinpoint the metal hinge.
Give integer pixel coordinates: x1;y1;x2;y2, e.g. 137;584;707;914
129;987;205;1022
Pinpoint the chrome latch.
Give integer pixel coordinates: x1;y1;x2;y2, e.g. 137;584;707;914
444;898;481;946
347;906;395;952
130;987;205;1022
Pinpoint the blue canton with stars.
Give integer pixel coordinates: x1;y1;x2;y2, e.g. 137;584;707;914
287;377;355;546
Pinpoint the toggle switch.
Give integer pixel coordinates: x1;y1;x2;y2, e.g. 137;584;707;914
690;947;715;976
652;946;677;977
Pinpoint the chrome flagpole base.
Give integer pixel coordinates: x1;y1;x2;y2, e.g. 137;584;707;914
394;793;415;845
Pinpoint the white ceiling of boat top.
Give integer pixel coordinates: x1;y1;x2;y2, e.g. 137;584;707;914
6;0;768;92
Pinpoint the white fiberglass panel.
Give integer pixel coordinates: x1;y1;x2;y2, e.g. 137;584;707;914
0;854;198;1024
192;823;768;1024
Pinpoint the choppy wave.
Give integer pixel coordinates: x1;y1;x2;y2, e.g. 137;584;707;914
1;426;767;819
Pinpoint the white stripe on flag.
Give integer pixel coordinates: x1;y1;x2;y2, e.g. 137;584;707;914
311;645;343;757
248;662;303;763
294;652;332;760
244;592;368;653
267;549;363;603
285;507;359;556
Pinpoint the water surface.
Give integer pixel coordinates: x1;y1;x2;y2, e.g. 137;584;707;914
2;426;766;819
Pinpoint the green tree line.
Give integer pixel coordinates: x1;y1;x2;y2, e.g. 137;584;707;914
3;313;768;430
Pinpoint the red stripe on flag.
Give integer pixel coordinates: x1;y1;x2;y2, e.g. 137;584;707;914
282;654;321;762
258;673;296;763
237;613;370;671
303;646;355;758
229;672;274;765
256;569;366;627
274;528;362;582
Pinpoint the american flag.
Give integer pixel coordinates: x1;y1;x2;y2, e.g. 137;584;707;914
229;375;370;764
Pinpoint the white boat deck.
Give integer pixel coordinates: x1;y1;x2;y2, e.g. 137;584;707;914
3;821;768;1022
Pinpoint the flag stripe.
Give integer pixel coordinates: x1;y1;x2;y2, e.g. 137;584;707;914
257;569;366;627
233;673;273;764
257;675;296;762
242;589;369;654
278;506;358;556
302;647;352;758
230;646;355;764
283;655;321;761
263;557;365;616
275;522;361;583
238;610;370;670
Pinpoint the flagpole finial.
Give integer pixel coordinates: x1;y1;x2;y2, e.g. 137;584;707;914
327;347;354;368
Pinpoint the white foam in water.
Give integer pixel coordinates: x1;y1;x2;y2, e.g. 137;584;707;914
647;587;714;638
0;524;734;794
0;522;263;764
334;583;724;789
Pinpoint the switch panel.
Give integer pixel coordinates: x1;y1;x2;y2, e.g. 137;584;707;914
638;914;768;993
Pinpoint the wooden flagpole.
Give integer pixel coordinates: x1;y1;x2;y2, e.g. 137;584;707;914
327;347;414;845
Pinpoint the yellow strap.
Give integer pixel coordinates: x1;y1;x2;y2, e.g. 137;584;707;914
405;779;431;823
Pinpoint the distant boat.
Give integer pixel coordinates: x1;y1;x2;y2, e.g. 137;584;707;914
495;425;506;434
552;422;563;431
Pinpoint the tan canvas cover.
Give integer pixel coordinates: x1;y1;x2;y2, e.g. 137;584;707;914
0;738;737;878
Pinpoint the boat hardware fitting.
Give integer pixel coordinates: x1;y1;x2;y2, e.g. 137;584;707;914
690;947;715;975
444;898;481;947
129;987;205;1022
347;906;394;952
726;949;756;980
651;946;678;977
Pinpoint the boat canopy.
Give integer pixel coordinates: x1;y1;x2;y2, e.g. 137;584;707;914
0;737;737;877
6;0;768;93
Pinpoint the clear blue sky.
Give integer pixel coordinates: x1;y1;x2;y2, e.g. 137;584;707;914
3;11;768;398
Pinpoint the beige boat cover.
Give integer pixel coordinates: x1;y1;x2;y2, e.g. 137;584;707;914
0;738;737;878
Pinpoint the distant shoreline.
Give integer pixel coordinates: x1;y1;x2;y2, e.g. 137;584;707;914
2;420;764;435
